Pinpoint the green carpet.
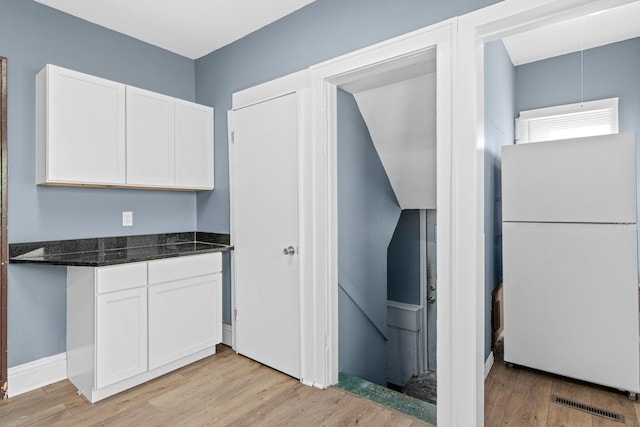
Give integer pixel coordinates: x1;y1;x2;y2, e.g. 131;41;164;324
337;372;437;425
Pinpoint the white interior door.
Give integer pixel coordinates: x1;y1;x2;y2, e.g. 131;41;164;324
231;93;300;378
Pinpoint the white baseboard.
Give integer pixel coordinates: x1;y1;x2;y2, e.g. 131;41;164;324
8;353;67;397
484;351;495;380
222;323;233;347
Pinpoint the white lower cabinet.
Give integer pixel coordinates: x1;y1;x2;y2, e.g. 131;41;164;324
148;256;222;370
67;253;222;403
96;287;148;389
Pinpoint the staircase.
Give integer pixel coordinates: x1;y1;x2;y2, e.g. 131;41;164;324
337;372;437;425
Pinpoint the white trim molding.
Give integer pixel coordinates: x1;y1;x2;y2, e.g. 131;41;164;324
222;323;233;347
310;18;455;423
485;352;495;380
7;353;67;397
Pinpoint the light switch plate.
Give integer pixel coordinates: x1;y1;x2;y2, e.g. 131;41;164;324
122;211;133;227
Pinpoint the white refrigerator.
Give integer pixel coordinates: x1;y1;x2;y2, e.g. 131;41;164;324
502;133;640;395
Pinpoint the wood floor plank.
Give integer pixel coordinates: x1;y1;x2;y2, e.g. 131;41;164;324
202;376;297;424
317;394;380;426
51;393;155;427
499;368;551;426
484;361;519;425
545;377;594;426
485;340;640;426
356;403;421;426
198;363;286;406
589;386;639;427
2;402;72;427
146;385;213;426
99;402;165;426
202;383;312;426
12;340;640;427
0;387;55;426
237;383;350;426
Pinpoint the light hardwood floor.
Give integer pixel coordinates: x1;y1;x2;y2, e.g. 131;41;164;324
485;339;640;426
0;345;430;426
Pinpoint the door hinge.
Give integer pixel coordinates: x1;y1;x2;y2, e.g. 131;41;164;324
234;308;238;320
231;130;235;144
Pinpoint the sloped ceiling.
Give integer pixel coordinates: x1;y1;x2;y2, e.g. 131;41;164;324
350;71;437;210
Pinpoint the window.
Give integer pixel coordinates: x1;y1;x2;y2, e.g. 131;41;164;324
516;97;618;144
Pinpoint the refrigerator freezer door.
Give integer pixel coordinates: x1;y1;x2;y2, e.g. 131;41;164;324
502;133;637;223
503;222;640;392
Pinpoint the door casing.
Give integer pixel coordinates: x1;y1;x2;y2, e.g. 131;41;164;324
309;22;455;419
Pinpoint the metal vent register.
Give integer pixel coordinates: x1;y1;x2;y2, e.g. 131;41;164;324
551;395;624;423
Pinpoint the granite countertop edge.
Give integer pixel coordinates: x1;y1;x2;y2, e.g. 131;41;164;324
9;231;232;267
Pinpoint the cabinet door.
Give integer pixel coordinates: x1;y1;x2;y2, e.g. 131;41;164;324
96;287;147;389
174;100;214;189
43;65;126;184
148;273;220;370
126;86;175;187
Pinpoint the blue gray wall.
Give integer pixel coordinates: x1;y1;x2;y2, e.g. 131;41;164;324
387;210;421;305
1;0;197;366
3;0;504;367
515;37;640;274
337;89;400;385
484;40;515;360
194;0;501;325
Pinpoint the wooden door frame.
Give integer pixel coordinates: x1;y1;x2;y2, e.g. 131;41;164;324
1;55;7;399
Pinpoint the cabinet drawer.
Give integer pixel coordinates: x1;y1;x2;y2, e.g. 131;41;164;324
148;253;221;284
96;263;147;294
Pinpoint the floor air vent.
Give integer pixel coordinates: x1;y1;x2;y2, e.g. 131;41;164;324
551;395;625;423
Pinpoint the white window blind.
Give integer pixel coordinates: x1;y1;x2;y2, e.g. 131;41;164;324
516;98;618;144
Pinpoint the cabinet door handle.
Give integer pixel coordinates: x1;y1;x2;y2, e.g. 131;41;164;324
283;246;295;255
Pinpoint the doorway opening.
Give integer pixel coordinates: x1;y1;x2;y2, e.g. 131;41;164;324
483;1;640;421
334;46;439;419
387;209;437;404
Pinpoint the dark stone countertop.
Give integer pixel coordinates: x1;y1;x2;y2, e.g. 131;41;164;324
9;232;232;267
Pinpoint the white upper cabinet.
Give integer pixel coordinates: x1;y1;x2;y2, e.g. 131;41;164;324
36;64;214;191
175;99;214;189
126;86;175;187
36;64;126;185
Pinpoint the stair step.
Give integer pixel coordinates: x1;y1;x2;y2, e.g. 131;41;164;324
337;372;436;425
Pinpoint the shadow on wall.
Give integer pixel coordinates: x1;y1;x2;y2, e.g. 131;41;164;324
337;89;400;386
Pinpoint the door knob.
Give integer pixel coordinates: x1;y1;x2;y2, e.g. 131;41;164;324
283;246;295;255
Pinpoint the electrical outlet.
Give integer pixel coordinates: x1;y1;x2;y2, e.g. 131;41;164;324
122;211;133;227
